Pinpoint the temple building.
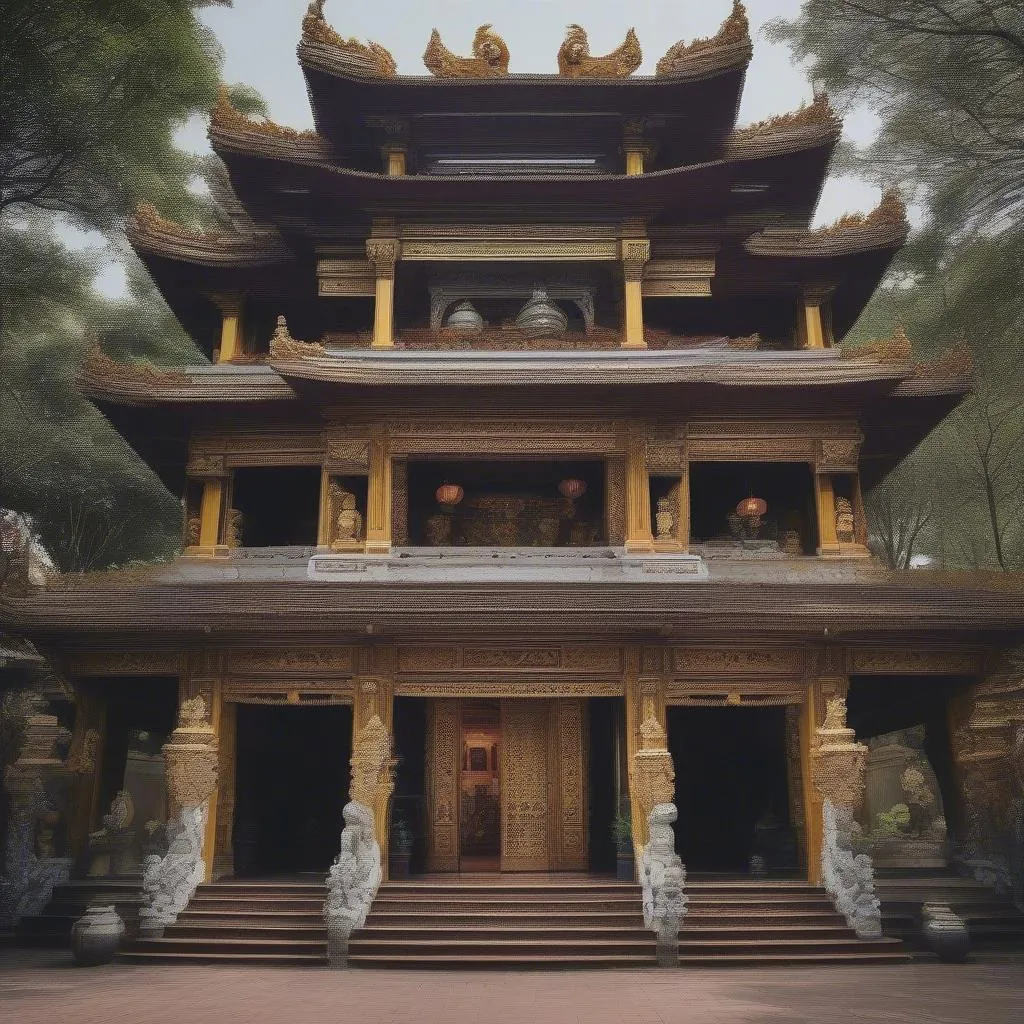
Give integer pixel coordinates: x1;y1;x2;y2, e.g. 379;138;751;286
2;2;1023;968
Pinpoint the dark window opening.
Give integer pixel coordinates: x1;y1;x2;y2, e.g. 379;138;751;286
645;295;799;349
689;461;819;554
587;697;620;874
230;466;321;547
243;297;375;353
392;697;427;875
407;459;607;547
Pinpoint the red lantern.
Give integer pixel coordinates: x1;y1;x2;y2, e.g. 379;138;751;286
558;478;587;501
435;483;464;506
736;496;768;518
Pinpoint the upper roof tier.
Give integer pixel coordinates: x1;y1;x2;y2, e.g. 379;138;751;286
296;2;754;171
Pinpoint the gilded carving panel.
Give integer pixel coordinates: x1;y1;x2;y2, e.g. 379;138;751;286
226;649;355;675
426;699;460;872
69;652;180;677
671;648;805;677
501;700;550;871
848;650;983;676
552;699;587;870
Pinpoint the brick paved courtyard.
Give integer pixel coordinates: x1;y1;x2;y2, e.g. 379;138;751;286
2;951;1024;1024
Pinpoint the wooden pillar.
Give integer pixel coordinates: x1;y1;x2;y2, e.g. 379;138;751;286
211;293;243;364
801;287;835;350
803;300;826;350
852;473;869;547
365;435;392;555
677;468;691;551
198;478;224;549
624;424;654;553
366;238;400;349
212;700;236;880
201;677;223;882
67;683;107;858
815;472;841;555
620;238;650;350
799;674;849;885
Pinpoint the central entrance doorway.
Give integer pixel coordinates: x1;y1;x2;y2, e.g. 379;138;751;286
232;704;352;877
424;697;593;873
667;705;798;875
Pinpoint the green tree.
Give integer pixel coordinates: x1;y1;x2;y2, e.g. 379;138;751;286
770;2;1024;570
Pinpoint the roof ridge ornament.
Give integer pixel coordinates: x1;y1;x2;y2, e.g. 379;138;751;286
656;0;750;77
732;93;842;138
301;0;397;78
557;25;642;79
269;315;327;360
818;187;908;234
423;24;510;78
210;85;322;143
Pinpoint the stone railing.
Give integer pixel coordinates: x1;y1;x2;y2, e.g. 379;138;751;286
640;803;688;965
632;701;687;965
139;697;218;937
324;801;382;965
812;696;882;939
323;712;392;967
0;713;73;928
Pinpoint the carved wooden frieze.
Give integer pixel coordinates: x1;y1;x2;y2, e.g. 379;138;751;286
671;647;805;677
396;680;623;698
501;700;551;870
226;648;355;675
397;644;623;675
551;699;587;871
847;650;983;676
425;699;460;872
68;652;180;677
384;418;627;457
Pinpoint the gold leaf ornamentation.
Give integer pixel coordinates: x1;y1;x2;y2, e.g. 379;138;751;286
423;24;510;78
557;25;641;79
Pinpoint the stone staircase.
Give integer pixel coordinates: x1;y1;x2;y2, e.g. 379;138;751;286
118;876;913;968
680;879;909;966
347;879;657;968
874;870;1024;949
15;877;144;947
121;880;329;965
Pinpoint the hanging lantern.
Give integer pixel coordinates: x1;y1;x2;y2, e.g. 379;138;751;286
558;478;587;501
736;496;768;519
435;483;464;506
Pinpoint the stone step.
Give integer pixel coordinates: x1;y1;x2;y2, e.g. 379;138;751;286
346;953;658;969
347;938;657;957
677;950;912;966
167;925;329;940
120;951;328;966
123;936;327;955
356;926;655;941
675;937;906;954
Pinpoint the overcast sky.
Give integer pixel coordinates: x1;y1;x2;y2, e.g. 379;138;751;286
90;0;883;295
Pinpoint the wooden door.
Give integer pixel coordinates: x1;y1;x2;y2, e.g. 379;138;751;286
500;699;551;870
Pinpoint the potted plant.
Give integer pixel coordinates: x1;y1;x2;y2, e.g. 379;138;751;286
612;808;634;881
388;816;414;879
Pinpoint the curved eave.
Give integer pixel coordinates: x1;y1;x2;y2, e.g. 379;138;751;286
214;127;835;225
7;576;1024;641
127;223;294;269
269;348;911;389
80;364;298;407
745;222;908;259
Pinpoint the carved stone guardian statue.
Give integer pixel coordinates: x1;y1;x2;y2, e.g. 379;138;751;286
330;481;364;550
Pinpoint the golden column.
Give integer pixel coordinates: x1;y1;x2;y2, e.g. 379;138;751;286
620;239;650;350
383;144;407;177
197;478;225;550
624;423;655;553
210;293;244;364
622;118;652;176
800;287;834;350
366;237;400;349
365;433;393;554
815;472;841;555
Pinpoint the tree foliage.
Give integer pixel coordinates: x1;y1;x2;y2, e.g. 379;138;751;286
0;2;248;573
771;2;1024;570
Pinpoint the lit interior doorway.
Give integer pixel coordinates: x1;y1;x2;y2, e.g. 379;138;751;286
459;700;501;871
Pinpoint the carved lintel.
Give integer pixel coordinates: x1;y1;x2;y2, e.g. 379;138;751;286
186;454;228;479
817;438;862;473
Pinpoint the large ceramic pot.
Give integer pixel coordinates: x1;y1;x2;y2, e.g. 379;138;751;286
71;905;125;966
515;288;567;339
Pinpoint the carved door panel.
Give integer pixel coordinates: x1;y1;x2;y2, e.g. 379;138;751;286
500;700;551;871
426;699;460;871
551;698;588;870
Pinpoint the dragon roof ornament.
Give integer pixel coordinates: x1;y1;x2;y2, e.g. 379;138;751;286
557;25;642;79
301;0;397;78
423;25;510;78
656;1;750;77
732;93;842;139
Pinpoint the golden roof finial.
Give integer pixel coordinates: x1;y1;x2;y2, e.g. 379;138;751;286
557;25;642;78
656;0;751;76
301;1;397;78
423;24;510;78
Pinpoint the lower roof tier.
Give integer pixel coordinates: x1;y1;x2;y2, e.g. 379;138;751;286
6;558;1023;644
